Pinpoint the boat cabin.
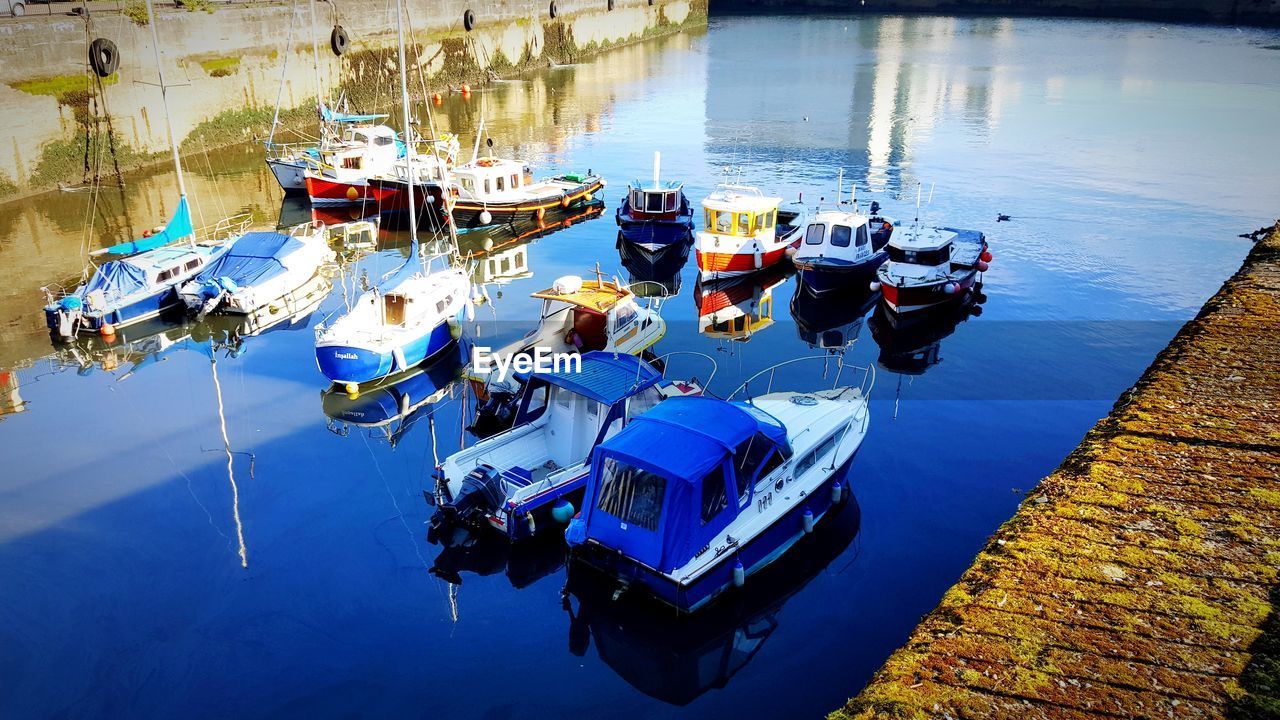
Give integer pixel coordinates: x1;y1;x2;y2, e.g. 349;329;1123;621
627;180;685;220
526;275;650;354
886;228;956;269
316;125;401;176
573;396;791;574
701;186;781;241
451;157;534;201
796;210;876;263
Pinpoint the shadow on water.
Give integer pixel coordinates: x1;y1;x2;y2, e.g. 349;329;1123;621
563;497;862;707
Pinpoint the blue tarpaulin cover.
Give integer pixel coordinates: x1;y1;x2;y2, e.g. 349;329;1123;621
82;260;149;300
100;196;194;256
520;351;661;406
194;231;303;289
576;396;790;572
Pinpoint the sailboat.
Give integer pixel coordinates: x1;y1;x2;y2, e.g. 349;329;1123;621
42;0;245;341
312;0;469;391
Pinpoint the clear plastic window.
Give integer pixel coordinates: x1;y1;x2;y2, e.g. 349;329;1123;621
596;458;666;531
701;466;728;524
805;223;827;245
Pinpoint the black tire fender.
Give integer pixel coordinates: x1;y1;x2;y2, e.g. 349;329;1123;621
549;0;557;18
463;8;475;31
89;37;120;78
330;25;350;56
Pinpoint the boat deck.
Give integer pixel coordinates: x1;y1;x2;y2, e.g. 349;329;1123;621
835;224;1280;719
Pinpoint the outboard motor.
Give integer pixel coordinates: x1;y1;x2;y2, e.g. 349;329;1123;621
433;464;505;528
468;389;519;439
47;296;84;341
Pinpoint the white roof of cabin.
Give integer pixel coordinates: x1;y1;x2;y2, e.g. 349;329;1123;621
702;184;780;212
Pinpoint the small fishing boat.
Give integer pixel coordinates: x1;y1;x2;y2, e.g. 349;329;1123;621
694;262;790;341
178;221;336;318
268;104;393;195
432;351;706;541
447;130;605;229
42;0;245;341
792;179;895;294
467;269;667;403
616;152;693;251
694;183;806;281
565;358;873;612
873;226;990;313
313;0;471;391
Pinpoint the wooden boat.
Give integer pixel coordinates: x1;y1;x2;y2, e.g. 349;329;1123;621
694;184;806;281
565;358;873;612
446;150;605;230
616;152;693;251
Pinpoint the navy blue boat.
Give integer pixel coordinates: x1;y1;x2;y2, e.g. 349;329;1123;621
616;153;693;251
566;368;872;612
792;204;895;295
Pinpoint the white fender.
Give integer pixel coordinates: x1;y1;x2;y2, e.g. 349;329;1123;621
392;347;407;370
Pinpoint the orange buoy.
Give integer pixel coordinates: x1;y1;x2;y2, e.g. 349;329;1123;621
100;323;116;338
432;92;442;105
460;83;471;94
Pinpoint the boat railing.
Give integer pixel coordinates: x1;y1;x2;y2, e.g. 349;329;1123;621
726;356;875;405
264;141;319;161
653;351;718;393
715;183;764;197
195;213;254;246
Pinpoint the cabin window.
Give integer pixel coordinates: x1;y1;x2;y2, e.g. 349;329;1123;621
484;179;491;194
596;458;666;531
343;157;362;170
737;213;751;235
856;225;870;247
614;304;637;331
646;193;664;213
796;428;846;477
767;210;776;228
156;269;171;283
734;433;785;498
805;223;827;245
831;224;852;248
627;386;663;419
555;386;572;410
633;190;644;209
510;174;519;188
374;135;394;147
462;178;475;193
666;193;678;212
496;176;505;192
700;466;729;524
712;210;733;234
500;257;511;273
887;245;949;265
754;213;767;232
515;250;525;267
184;259;201;271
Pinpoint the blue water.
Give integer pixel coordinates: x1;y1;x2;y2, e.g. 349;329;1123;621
2;13;1279;719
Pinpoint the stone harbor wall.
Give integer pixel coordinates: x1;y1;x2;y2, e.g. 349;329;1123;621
0;0;707;199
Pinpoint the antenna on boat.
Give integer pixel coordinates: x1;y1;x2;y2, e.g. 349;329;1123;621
653;151;661;187
471;117;485;164
927;182;935;206
308;0;323;116
836;168;843;207
393;0;419;257
143;0;193;249
912;182;923;240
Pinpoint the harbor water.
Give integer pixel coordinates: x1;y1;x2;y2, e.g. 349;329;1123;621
2;14;1279;719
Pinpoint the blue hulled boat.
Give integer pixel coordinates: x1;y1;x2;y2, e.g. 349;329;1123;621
792;200;895;295
616;152;693;251
566;361;872;612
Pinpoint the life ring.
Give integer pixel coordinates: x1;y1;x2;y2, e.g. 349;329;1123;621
549;0;558;18
330;25;350;56
89;38;120;78
463;8;475;31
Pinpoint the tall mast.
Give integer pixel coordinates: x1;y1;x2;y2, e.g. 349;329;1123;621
144;0;186;200
308;0;323;112
394;0;418;255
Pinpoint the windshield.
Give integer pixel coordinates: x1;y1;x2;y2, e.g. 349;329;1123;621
595;457;666;532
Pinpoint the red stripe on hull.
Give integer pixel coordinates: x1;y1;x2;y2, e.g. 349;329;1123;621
880;272;978;312
305;175;377;206
696;247;789;277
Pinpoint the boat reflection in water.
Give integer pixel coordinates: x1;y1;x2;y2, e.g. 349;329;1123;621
790;281;880;353
428;521;566;589
694;263;791;342
617;233;690;299
564;496;861;706
868;292;984;376
321;339;468;447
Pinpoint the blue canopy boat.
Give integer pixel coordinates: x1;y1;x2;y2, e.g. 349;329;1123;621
178;223;335;318
616;152;693;251
433;351;703;542
566;360;873;612
42;1;247;341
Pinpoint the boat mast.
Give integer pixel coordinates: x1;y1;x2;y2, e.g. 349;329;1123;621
143;0;191;246
394;0;419;258
267;0;298;147
653;151;660;186
308;0;324;113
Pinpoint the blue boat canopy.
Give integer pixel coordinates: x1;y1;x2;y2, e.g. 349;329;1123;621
100;196;194;256
570;396;791;573
319;102;388;124
518;351;661;406
81;259;149;300
193;232;303;290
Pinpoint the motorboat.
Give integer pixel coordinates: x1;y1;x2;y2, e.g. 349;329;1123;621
873;222;991;313
432;352;705;541
694;183;805;280
565;358;873;612
616;152;693;251
178;221;337;318
448;156;604;230
792;182;895;294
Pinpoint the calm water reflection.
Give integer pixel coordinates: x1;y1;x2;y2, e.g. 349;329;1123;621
2;14;1279;720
